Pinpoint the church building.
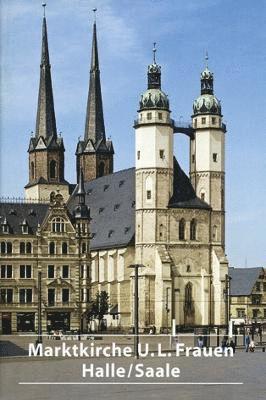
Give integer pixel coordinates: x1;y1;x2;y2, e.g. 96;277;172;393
0;10;228;333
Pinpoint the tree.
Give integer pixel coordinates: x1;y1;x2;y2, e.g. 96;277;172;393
87;291;110;331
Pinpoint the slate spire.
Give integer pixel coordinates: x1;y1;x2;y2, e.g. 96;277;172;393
84;21;105;143
35;15;57;139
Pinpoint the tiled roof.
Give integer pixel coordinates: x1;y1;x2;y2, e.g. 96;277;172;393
229;267;264;296
0;203;49;235
68;168;135;251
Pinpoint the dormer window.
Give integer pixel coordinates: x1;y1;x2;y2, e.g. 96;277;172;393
104;184;109;191
21;223;29;234
99;207;104;214
108;230;114;238
119;180;125;187
2;224;9;234
114;204;120;211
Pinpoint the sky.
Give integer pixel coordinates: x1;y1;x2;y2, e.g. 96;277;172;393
0;0;266;268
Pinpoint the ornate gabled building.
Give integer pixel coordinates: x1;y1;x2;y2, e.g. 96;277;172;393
25;14;69;202
75;21;114;183
1;10;231;334
0;182;90;334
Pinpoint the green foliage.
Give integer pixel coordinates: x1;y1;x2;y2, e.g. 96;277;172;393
87;291;110;328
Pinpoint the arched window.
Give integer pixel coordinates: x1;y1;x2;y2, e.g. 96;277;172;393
179;219;185;240
52;217;65;233
190;219;196;241
31;161;35;180
159;224;166;241
20;242;26;254
6;242;12;254
184;282;193;312
62;242;68;254
1;242;6;253
49;242;55;255
145;176;152;201
98;162;105;177
49;160;56;179
82;242;87;254
26;242;32;254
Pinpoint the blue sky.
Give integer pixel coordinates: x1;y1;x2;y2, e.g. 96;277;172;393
1;0;266;268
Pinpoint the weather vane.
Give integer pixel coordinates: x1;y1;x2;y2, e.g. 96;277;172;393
205;51;209;68
92;8;97;21
42;3;46;17
153;42;157;64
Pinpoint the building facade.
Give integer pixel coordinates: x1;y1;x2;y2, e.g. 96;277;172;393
1;11;231;333
229;267;266;324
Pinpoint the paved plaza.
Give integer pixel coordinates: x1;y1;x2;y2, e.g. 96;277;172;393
0;335;265;400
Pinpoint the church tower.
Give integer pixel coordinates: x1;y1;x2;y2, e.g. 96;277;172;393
134;47;174;327
190;59;226;248
25;8;69;202
76;19;114;182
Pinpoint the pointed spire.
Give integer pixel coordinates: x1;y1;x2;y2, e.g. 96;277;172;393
84;17;105;143
74;169;90;220
77;169;85;200
35;8;57;139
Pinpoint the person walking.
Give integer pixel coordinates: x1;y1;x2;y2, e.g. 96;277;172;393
245;334;250;352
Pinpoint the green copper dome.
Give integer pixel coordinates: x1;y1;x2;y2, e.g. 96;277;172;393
193;63;222;116
139;88;169;111
193;94;221;116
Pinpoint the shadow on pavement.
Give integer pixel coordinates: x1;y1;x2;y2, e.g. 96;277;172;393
0;341;28;357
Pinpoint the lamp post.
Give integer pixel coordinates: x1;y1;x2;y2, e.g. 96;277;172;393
224;274;231;334
166;287;170;334
128;264;145;359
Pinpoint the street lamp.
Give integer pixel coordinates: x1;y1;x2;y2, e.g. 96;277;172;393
224;274;232;334
128;264;145;359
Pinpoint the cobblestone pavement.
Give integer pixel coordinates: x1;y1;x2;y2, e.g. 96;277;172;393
0;337;265;400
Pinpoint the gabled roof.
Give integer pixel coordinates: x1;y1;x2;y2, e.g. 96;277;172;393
169;158;211;209
229;267;264;296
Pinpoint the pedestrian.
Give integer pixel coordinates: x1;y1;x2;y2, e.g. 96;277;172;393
198;336;203;349
249;340;255;352
245;335;250;352
221;336;228;352
229;339;236;353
